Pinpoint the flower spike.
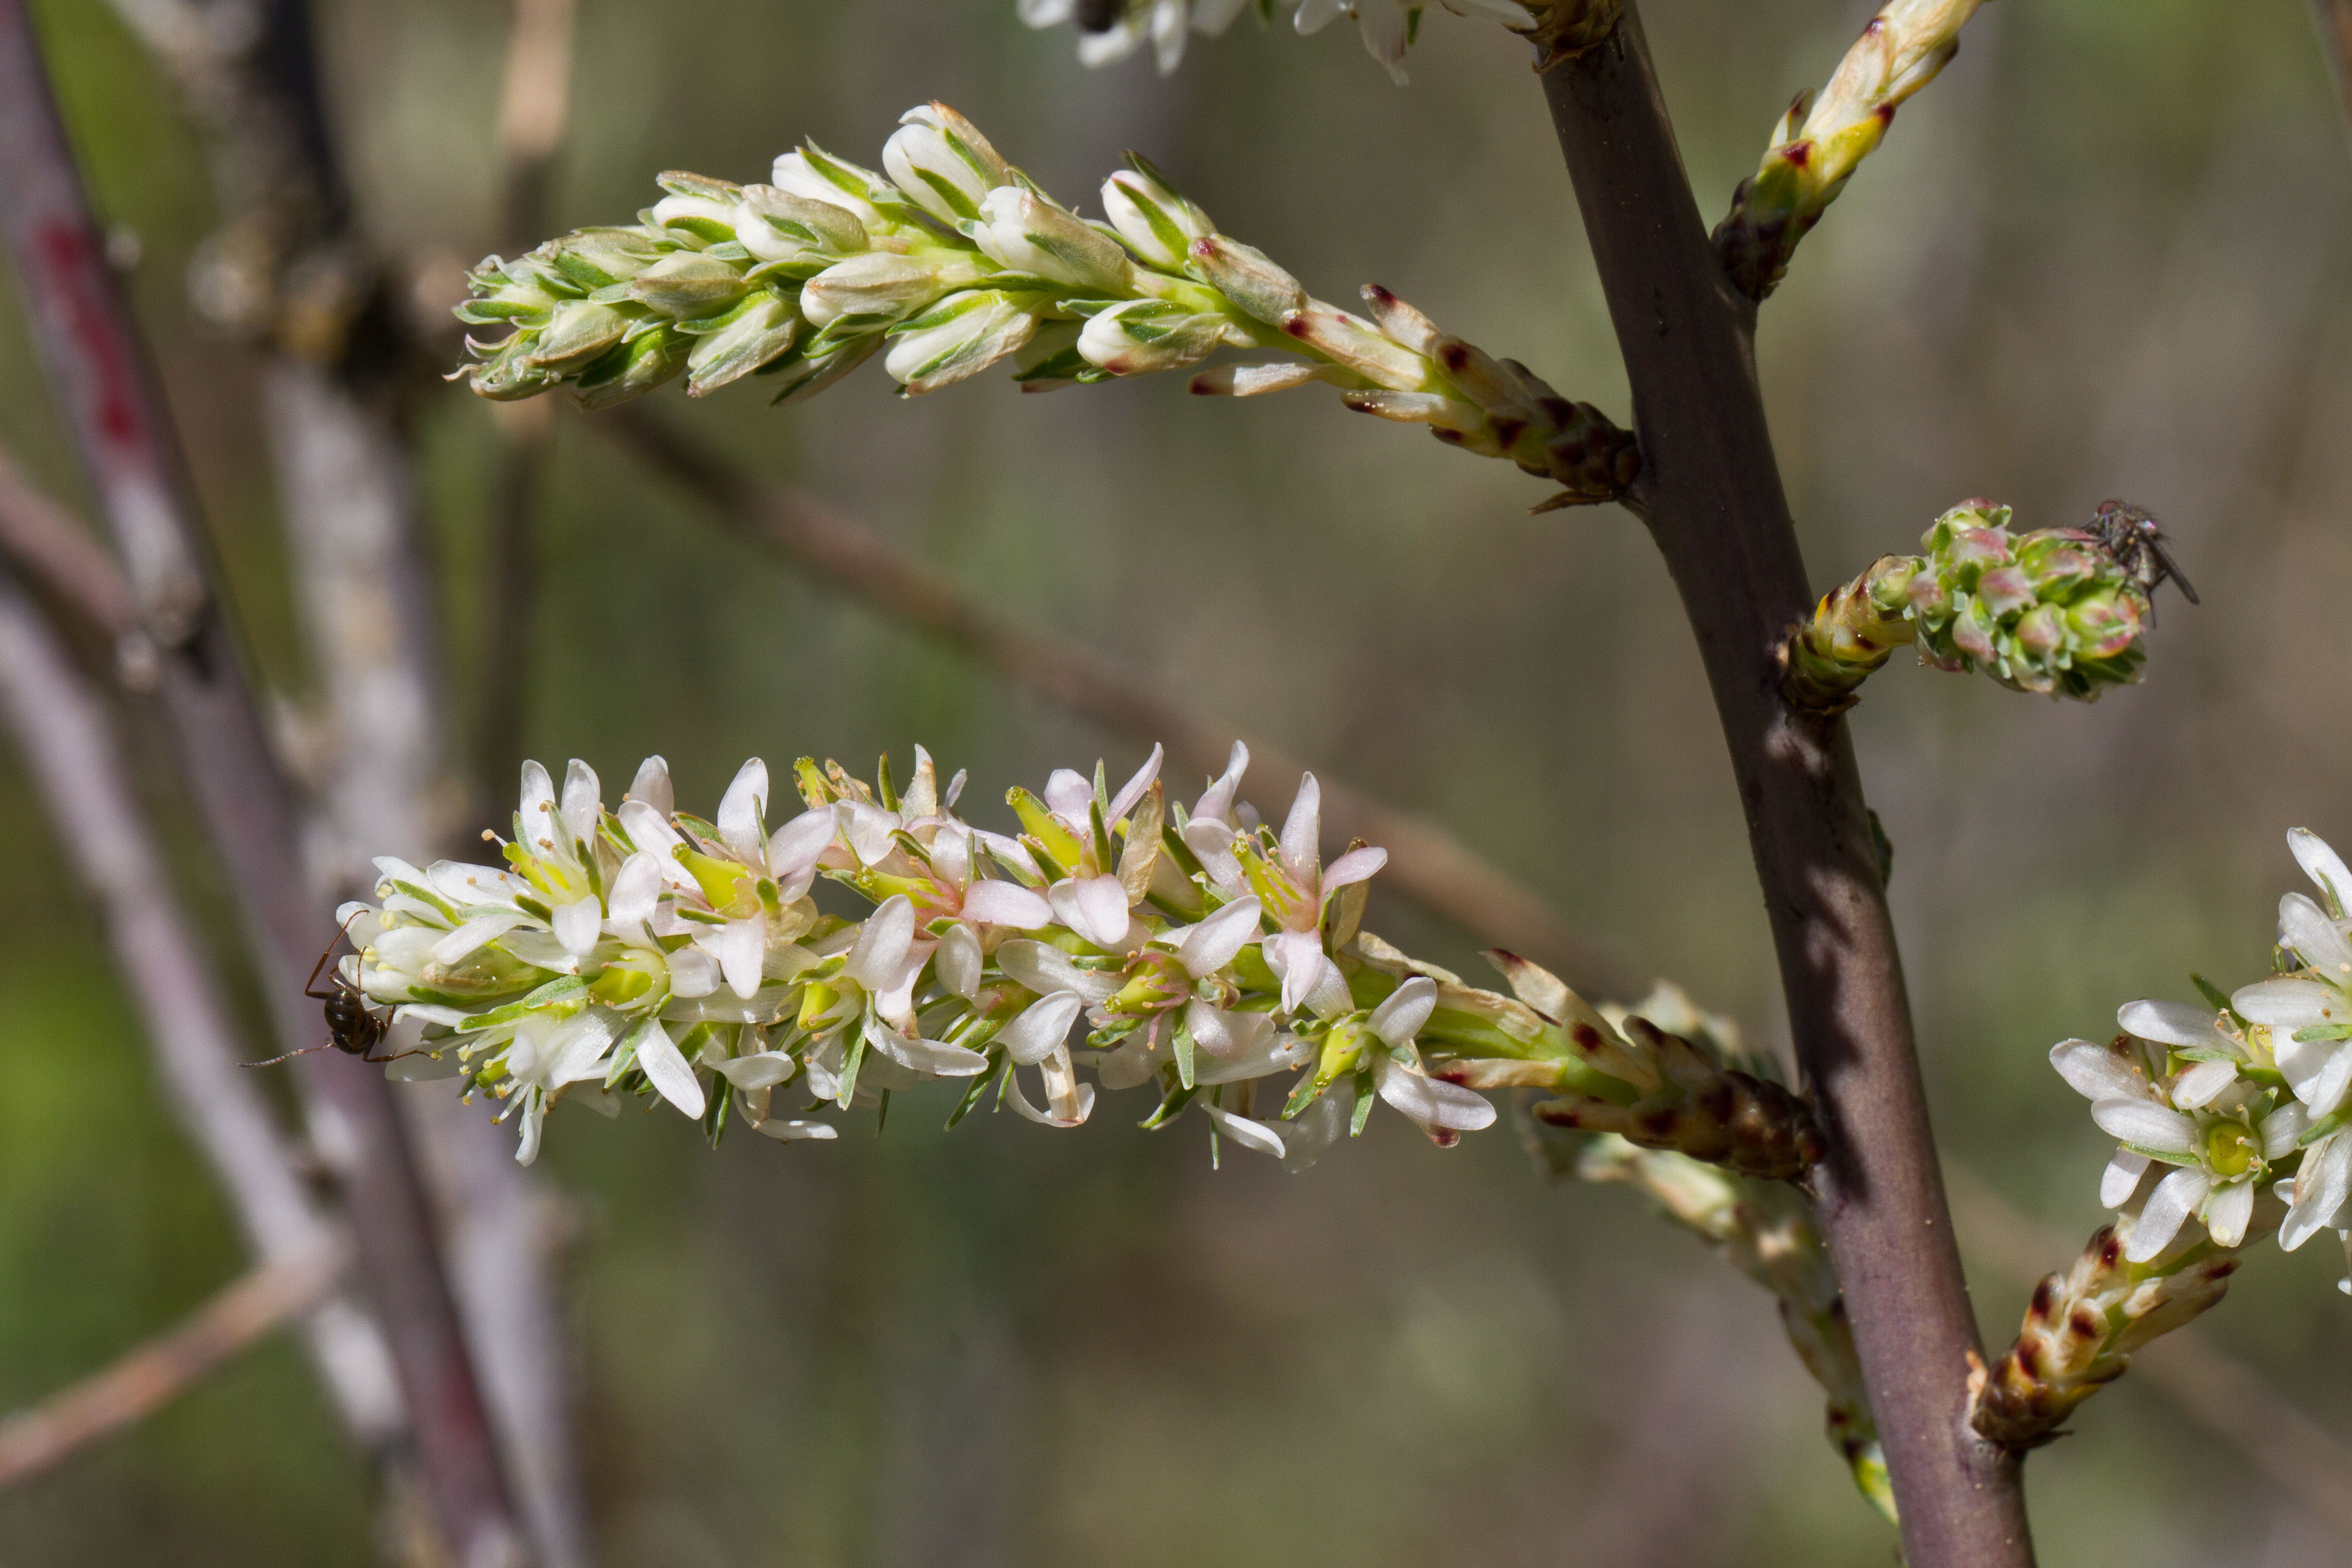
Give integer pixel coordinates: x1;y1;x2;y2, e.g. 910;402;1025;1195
451;104;1638;507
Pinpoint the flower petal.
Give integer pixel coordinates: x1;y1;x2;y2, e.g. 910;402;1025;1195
627;1017;707;1119
2117;999;2231;1053
626;755;673;814
1374;1055;1496;1132
2284;1131;2352;1251
2205;1177;2256;1249
2281;892;2352;981
713;1050;799;1090
847;896;915;991
1277;773;1320;880
1268;929;1326;1014
1043;769;1093;824
2100;1147;2151;1208
754;1118;838;1142
2170;1057;2239;1110
961;879;1054;930
1201;1100;1285;1158
605;853;665;928
995;941;1121;1005
717;759;770;862
2232;976;2347;1030
699;913;768;1000
1106;743;1163;826
432;910;529;966
2126;1166;2209;1262
2090;1097;2196;1155
766;807;838;878
2049;1038;2144;1104
999;991;1084;1065
2290;828;2352;916
1368;976;1438;1050
1192;740;1249;825
1322;845;1388;892
1049;874;1133;950
868;1027;988;1078
936;923;982;1000
559;759;602;848
552;896;602;958
1177;896;1261;978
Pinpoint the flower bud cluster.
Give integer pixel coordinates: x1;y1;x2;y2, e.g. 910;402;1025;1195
1712;0;1986;301
452;102;1637;507
1424;948;1827;1178
345;738;1676;1168
1783;499;2156;714
1533;985;1889;1523
1979;828;2352;1440
1970;1209;2243;1447
1018;1;1569;84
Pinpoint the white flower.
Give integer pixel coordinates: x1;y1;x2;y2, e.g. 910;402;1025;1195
2051;1035;2302;1259
1243;773;1387;1014
2234;831;2352;1120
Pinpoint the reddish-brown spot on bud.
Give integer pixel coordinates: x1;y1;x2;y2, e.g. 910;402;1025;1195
1875;102;1896;126
1364;283;1395;307
1639;1108;1679;1138
1571;1022;1604;1052
2029;1279;2056;1320
2068;1308;2101;1342
1783;140;1813;170
1281;317;1311;339
1438;342;1470;373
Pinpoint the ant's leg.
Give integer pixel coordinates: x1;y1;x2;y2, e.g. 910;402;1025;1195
304;909;368;999
242;1043;334;1068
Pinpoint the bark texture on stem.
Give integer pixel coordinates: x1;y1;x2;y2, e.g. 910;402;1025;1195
1536;10;2033;1563
0;9;521;1561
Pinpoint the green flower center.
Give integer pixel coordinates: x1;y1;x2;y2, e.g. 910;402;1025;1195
2202;1121;2258;1178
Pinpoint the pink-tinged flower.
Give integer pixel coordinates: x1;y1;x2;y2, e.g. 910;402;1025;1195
1234;772;1387;1014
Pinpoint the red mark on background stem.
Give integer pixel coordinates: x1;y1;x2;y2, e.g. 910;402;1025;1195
32;218;148;456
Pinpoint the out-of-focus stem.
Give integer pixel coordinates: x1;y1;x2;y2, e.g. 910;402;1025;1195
601;404;1642;1000
1535;9;2033;1563
0;562;403;1462
0;1240;349;1491
0;10;520;1560
101;4;594;1560
0;447;137;644
2314;0;2352;155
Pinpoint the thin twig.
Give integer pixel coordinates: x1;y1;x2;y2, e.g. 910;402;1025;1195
0;559;402;1456
600;404;1644;999
1943;1164;2352;1536
0;10;521;1561
1536;11;2031;1563
0;1240;348;1491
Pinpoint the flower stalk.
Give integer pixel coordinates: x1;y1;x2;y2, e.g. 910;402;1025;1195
1782;500;2159;716
454;102;1638;508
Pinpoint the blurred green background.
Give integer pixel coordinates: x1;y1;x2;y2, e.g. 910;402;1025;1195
2;0;2349;1563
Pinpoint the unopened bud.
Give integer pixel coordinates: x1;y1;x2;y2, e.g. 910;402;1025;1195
883;290;1041;393
1186;234;1304;324
1077;299;1226;376
969;188;1132;292
883;102;1013;225
627;253;751;319
1101;158;1212;268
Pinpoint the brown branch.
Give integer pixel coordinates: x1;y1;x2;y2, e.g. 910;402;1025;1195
1944;1164;2352;1534
0;1241;348;1491
0;8;520;1560
1536;10;2031;1563
599;404;1643;1000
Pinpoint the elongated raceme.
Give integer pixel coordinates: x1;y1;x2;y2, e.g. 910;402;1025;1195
347;740;1721;1168
1782;500;2156;714
452;102;1638;509
1713;0;1986;301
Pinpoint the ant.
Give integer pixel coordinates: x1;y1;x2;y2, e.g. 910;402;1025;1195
244;912;425;1068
